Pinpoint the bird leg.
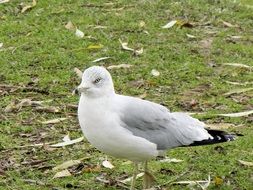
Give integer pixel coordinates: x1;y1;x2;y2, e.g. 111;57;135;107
143;161;155;189
130;162;138;190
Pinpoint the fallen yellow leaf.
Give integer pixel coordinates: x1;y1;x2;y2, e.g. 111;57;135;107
214;176;223;186
87;44;103;49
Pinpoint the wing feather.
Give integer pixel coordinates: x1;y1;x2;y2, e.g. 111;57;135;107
119;96;211;150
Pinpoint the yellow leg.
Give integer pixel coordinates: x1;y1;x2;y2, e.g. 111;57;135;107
143;161;155;189
130;162;138;190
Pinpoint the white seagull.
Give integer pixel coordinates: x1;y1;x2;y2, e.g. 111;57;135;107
77;66;236;190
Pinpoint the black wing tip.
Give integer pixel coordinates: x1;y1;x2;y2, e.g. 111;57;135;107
223;134;236;141
188;129;241;147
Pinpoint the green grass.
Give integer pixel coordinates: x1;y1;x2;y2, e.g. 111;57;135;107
0;0;253;189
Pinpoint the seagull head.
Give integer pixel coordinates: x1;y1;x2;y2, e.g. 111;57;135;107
78;66;115;98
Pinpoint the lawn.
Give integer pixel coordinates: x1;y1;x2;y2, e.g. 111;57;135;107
0;0;253;189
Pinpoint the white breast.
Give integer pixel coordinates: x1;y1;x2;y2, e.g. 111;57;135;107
78;95;158;162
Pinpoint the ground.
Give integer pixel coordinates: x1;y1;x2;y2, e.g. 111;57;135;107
0;0;253;189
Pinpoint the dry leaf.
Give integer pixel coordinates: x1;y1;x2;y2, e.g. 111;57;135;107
63;135;71;142
87;44;103;49
96;175;111;184
173;175;211;190
206;123;236;130
201;175;211;190
21;0;37;13
222;20;238;28
225;81;253;86
53;169;71;179
119;39;143;55
94;25;107;29
21;159;47;166
20;99;43;106
92;57;111;63
223;88;253;96
53;160;81;171
139;21;145;28
35;106;60;113
75;29;84;38
159;157;183;163
50;136;84;147
188;110;253;118
0;0;9;4
151;69;160;77
120;172;144;183
4;99;44;112
66;104;78;110
74;67;83;79
223;63;252;69
162;20;177;29
102;160;114;169
107;64;133;70
84;165;101;173
186;34;196;39
185;112;207;116
4;101;17;112
41;118;67;124
143;30;149;35
217;110;253;117
214;176;223;186
65;21;75;30
238;160;253;167
230;35;242;39
135;47;143;55
119;40;134;51
173;180;204;185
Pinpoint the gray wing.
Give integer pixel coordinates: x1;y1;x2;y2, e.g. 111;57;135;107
119;96;211;150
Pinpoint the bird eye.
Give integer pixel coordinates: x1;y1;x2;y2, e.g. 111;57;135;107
93;78;102;84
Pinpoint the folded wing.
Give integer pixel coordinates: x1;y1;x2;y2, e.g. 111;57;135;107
119;96;212;150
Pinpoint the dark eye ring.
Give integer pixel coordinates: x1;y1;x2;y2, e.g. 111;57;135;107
94;78;102;84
